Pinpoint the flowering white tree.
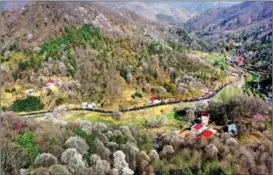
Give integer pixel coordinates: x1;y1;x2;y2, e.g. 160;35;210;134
64;136;89;154
113;150;134;175
61;148;85;172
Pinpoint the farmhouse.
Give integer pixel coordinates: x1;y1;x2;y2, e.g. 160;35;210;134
229;55;246;66
191;123;207;135
150;95;161;104
25;89;35;96
235;56;246;66
45;78;56;89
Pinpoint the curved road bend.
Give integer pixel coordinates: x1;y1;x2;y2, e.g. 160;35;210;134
20;76;243;118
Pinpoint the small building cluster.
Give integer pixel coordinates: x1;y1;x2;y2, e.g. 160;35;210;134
200;88;213;99
150;95;161;104
228;55;246;66
180;112;217;139
45;78;56;89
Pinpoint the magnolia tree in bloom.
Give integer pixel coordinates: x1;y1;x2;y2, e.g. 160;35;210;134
61;148;85;172
113;150;134;175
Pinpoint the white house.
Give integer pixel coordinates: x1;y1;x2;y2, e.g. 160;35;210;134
82;102;96;109
152;99;161;104
201;112;210;126
45;79;56;89
201;88;209;93
25;89;35;96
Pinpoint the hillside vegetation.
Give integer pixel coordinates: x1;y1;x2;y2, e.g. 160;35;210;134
185;1;272;71
1;96;272;175
1;23;227;111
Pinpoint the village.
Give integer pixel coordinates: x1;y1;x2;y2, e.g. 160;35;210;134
179;111;238;140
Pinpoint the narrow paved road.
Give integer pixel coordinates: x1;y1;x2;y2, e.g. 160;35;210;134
20;76;243;118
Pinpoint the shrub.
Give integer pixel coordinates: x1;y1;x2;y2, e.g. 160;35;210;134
49;164;70;175
55;98;64;106
160;145;175;157
15;131;42;162
148;42;163;54
149;149;160;162
164;83;176;93
111;134;130;145
34;153;58;167
64;136;89;154
1;106;7;112
146;117;158;128
202;161;230;175
73;128;105;163
1;138;31;173
12;71;19;81
205;144;219;159
11;96;44;112
138;133;154;153
158;115;168;126
31;167;50;175
18;60;29;71
112;111;121;120
113;150;134;174
61;148;85;172
134;92;143;98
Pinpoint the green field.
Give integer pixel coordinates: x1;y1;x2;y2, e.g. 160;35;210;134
207;54;227;71
247;74;260;82
213;84;242;101
245;73;265;99
207;54;225;61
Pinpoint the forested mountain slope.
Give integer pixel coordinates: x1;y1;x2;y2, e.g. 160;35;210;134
185;1;272;70
1;1;222;110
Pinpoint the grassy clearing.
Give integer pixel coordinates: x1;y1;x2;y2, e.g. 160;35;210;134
60;112;115;124
60;103;190;133
247;74;260;82
213;84;242;102
207;53;227;71
207;54;224;62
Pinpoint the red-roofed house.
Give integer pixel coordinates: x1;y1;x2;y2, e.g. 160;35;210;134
201;112;209;117
45;78;56;88
199;130;214;139
191;123;207;135
150;95;159;104
235;56;246;66
47;79;55;84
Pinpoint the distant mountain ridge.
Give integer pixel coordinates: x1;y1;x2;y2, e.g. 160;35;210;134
184;1;272;70
101;2;197;25
168;2;240;13
1;1;203;50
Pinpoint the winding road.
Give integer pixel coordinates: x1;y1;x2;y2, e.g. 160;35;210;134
19;76;243;118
